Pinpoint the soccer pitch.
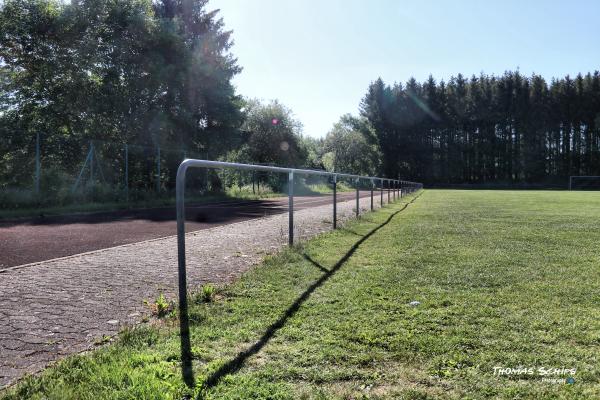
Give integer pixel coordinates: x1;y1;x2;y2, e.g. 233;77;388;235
3;190;600;399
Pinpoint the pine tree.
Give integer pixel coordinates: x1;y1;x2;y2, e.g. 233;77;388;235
359;70;600;185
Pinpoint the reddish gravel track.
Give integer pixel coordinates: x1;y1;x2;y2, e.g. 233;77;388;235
0;191;377;269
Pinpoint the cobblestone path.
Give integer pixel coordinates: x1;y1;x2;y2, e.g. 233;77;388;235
0;195;382;387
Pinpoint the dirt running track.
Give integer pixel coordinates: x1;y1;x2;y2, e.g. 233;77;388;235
0;191;378;269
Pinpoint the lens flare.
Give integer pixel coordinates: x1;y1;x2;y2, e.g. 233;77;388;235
406;91;440;121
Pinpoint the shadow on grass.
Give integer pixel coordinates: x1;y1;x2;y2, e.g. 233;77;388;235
197;199;417;397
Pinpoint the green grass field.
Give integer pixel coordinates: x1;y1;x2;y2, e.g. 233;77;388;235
3;190;600;399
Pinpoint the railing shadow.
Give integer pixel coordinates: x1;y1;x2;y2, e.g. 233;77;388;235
197;203;412;397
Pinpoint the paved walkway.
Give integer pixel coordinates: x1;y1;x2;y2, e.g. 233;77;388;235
0;195;386;387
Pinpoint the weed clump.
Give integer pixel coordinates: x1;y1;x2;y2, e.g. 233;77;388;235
195;283;216;303
146;293;173;318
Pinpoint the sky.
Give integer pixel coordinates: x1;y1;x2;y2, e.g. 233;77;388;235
211;0;600;138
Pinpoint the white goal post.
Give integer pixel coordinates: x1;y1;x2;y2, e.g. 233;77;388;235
569;176;600;190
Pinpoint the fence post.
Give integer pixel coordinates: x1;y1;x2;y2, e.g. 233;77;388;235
380;178;384;206
355;178;359;217
370;179;374;211
175;162;194;387
393;180;396;201
124;144;129;202
288;171;294;246
569;176;572;190
332;175;337;230
72;146;92;193
35;132;40;195
89;141;94;184
156;145;161;193
400;181;403;198
387;179;390;203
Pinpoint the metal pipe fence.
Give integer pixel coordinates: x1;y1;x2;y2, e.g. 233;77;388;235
175;158;422;386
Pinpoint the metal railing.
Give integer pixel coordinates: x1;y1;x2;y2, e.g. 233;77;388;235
175;158;422;386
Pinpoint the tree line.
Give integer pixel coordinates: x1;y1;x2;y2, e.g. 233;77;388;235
0;0;325;204
360;71;600;185
2;0;599;207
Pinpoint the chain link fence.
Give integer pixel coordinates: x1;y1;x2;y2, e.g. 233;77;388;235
0;134;354;213
1;134;204;210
